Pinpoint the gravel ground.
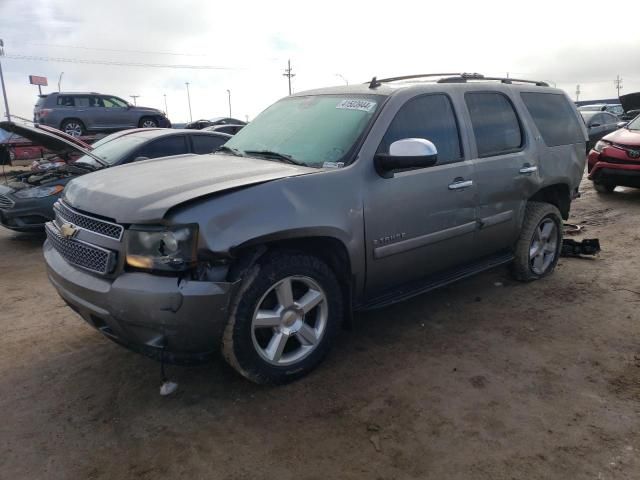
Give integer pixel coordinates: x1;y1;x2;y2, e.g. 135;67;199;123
1;179;639;480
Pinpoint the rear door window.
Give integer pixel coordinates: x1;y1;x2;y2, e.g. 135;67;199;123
520;92;585;146
378;93;462;164
465;92;523;157
135;135;189;160
56;96;75;107
191;134;227;154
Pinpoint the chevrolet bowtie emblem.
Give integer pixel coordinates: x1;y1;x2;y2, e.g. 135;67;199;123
60;223;79;239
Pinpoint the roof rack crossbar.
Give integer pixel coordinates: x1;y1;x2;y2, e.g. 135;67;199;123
366;72;549;88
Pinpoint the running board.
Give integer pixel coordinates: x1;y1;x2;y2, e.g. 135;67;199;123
357;251;514;311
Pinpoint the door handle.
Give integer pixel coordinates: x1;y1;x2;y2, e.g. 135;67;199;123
519;165;538;174
448;179;473;190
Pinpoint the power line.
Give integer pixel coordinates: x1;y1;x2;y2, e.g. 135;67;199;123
4;54;239;70
22;42;206;57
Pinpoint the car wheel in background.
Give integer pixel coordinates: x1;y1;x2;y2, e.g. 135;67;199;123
593;181;616;194
60;119;85;137
222;251;343;384
139;117;159;128
511;202;563;282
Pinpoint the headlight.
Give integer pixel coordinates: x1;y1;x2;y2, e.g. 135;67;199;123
126;224;198;272
14;184;64;198
594;140;610;153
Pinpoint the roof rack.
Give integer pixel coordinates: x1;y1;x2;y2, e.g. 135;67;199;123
368;73;549;88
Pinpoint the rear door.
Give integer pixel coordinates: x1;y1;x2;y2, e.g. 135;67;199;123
363;93;477;296
190;134;228;154
465;91;536;257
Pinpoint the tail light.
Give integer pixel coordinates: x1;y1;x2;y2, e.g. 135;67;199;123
38;109;52;119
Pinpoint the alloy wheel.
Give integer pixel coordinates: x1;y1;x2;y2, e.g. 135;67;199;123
64;122;83;137
141;119;157;128
529;218;558;275
251;275;328;366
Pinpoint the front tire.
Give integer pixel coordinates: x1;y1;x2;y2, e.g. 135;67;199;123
593;181;616;194
511;202;563;282
139;117;159;128
222;251;343;384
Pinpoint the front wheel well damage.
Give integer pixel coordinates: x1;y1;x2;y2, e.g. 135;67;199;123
528;184;571;220
227;237;354;328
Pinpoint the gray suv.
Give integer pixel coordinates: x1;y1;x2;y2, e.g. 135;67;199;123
34;92;171;137
43;73;587;384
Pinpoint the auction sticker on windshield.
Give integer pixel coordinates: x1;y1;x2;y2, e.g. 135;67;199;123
336;99;377;112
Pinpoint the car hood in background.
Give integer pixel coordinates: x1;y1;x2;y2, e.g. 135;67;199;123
620;92;640;112
63;153;317;223
602;127;640;146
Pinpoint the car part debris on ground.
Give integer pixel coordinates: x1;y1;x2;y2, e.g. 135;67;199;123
561;238;601;257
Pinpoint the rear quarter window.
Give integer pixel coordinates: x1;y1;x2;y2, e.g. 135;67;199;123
465;92;523;157
520;93;584;147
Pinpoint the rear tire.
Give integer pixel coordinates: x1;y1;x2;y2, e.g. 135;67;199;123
222;251;343;384
139;117;158;128
60;119;85;137
511;202;563;282
593;181;616;193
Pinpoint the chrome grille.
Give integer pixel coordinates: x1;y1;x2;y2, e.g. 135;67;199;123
45;222;116;274
0;194;14;208
54;201;124;241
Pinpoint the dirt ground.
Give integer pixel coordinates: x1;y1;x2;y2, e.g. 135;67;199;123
1;178;639;480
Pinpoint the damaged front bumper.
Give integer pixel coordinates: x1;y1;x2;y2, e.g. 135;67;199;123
44;240;239;363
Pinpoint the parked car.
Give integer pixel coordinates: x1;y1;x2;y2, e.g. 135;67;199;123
578;103;624;116
34;92;171;137
619;109;640;122
580;111;621;150
0;122;230;232
203;124;245;135
184;117;246;130
43;73;586;384
587;115;640;193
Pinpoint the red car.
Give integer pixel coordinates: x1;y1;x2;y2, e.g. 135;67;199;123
587;115;640;193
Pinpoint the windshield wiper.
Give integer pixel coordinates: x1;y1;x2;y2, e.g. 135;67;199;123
243;150;306;166
215;145;244;156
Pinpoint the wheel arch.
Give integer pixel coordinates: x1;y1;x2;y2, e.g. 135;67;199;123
528;183;571;220
228;232;356;327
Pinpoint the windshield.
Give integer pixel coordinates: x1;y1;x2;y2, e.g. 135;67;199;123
628;115;640;130
76;133;149;167
224;94;383;167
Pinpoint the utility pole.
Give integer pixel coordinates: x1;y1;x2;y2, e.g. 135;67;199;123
0;39;11;121
163;94;168;116
575;84;581;102
614;75;623;97
58;72;64;92
226;89;232;117
283;59;295;96
130;95;140;106
185;82;192;122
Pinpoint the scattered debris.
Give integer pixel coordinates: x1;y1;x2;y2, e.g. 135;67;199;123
369;434;381;452
367;423;381;432
563;223;583;235
561;239;601;257
160;381;178;396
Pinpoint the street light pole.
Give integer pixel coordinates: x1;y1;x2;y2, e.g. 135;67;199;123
185;82;192;122
58;72;64;92
0;39;11;121
163;94;168;117
130;95;140;106
226;89;231;117
336;74;349;85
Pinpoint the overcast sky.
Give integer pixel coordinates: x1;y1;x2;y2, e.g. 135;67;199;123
1;0;639;123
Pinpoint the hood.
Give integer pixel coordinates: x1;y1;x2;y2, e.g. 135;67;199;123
619;92;640;112
0;122;106;165
137;106;164;115
63;153;317;223
603;127;640;146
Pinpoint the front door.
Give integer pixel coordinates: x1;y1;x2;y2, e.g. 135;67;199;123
96;96;134;129
364;93;477;297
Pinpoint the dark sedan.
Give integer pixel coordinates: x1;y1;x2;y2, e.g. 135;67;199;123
184;117;247;130
580;111;621;150
0;123;231;232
